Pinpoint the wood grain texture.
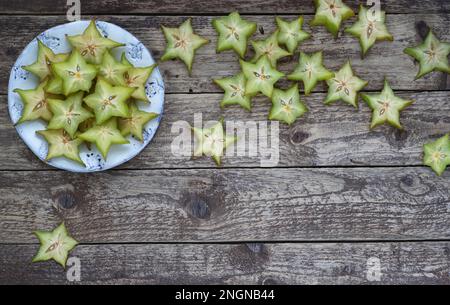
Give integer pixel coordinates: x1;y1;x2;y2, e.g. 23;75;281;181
1;167;449;243
2;14;450;95
0;242;448;284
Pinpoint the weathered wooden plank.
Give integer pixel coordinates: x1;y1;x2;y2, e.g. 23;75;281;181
0;242;448;284
0;167;449;243
1;91;450;170
2;14;450;95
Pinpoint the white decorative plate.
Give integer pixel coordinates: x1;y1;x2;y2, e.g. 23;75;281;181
8;20;165;172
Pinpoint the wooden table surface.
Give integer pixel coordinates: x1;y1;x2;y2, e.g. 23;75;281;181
0;0;449;284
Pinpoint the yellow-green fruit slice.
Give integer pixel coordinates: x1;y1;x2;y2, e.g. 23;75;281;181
78;118;129;160
44;75;64;95
97;51;130;86
118;102;158;142
67;20;124;64
404;30;450;79
212;11;257;58
240;55;285;98
121;63;156;102
52;50;97;96
47;92;94;138
14;80;53;124
83;78;134;124
276;16;310;53
269;84;308;125
311;0;354;38
288;51;334;95
161;18;209;74
213;72;252;111
36;129;84;165
32;222;79;268
251;30;291;67
423;134;450;176
361;79;413;130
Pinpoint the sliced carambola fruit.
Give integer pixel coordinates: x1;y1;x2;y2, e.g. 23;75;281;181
67;20;124;64
78;118;129;160
161;18;209;74
288;51;334;95
45;75;64;95
32;222;79;268
83;78;134;124
325;61;368;108
36;129;84;165
14;80;53;124
251;30;291;67
276;16;310;54
47;92;93;138
269;84;308;125
121;63;156;102
423;134;450;176
240;55;285;98
361;79;413;130
213;72;252;111
97;51;130;85
404;30;450;79
311;0;354;38
192;119;237;166
212;11;256;58
52;50;97;96
345;5;393;57
118;103;158;142
23;39;69;81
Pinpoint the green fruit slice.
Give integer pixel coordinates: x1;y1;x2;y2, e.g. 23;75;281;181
78;118;129;159
276;16;311;53
47;92;94;138
121;64;156;102
404;30;450;79
45;75;64;95
423;134;450;176
251;30;291;67
325;61;368;107
36;129;84;165
288;51;334;95
32;222;79;268
14;80;53;124
269;84;308;125
83;78;133;124
118;102;158;142
52;50;97;96
97;51;130;86
213;72;252;111
192;119;237;166
311;0;354;38
67;20;124;64
240;55;285;98
361;79;413;130
345;5;393;57
161;18;209;74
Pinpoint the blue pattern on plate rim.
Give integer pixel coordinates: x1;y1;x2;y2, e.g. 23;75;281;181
37;32;61;49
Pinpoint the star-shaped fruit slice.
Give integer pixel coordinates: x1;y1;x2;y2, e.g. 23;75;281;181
269;84;308;125
14;80;53;124
240;55;285;98
47;92;94;138
121;63;156;102
213;72;252;110
251;30;291;67
161;18;209;74
423;134;450;176
52;50;97;96
118;103;158;142
212;11;257;58
192;119;237;166
361;79;413;129
36;129;84;165
325;61;368;107
83;78;134;124
288;51;334;95
404;30;450;79
78;118;129;160
44;75;64;95
276;16;311;53
67;20;124;64
97;51;130;86
345;5;393;57
23;39;69;81
311;0;354;38
32;222;79;268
